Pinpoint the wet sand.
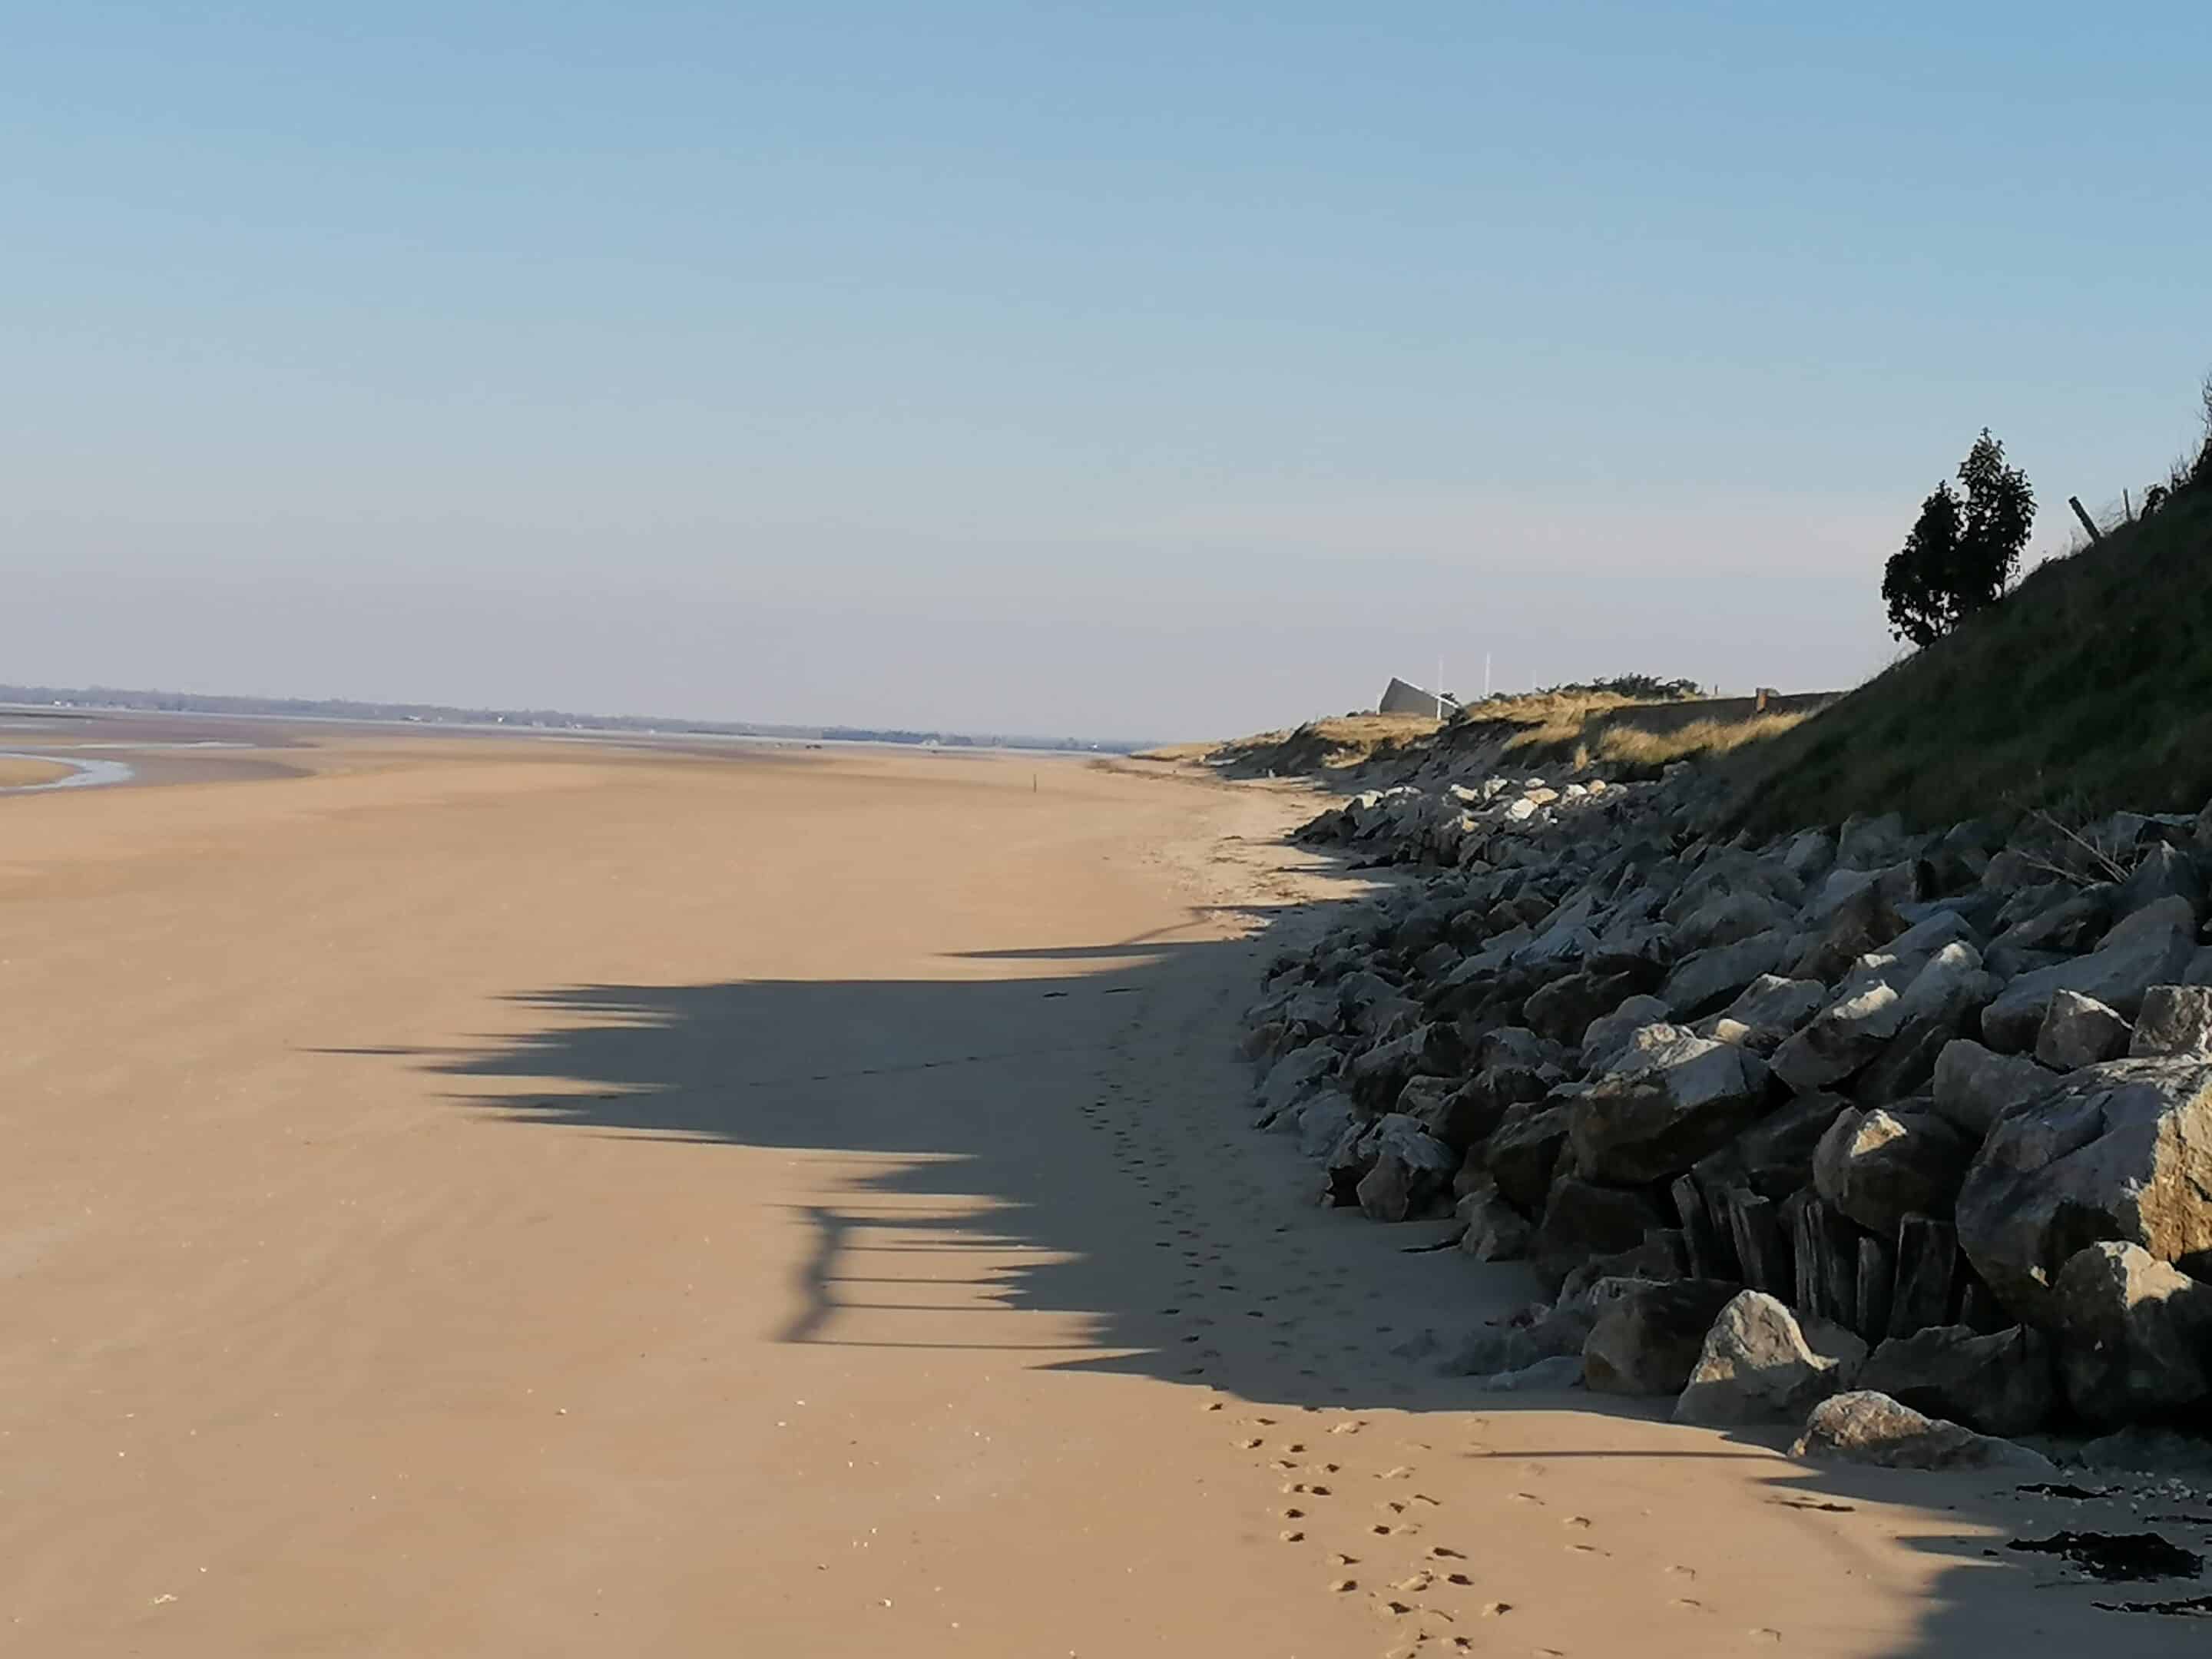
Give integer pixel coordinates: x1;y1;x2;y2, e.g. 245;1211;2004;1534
0;736;2187;1655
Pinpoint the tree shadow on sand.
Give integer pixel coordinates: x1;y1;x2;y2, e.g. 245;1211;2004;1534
335;900;2207;1654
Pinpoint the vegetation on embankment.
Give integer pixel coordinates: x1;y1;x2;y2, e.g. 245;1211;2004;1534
1152;690;1806;786
1727;478;2212;832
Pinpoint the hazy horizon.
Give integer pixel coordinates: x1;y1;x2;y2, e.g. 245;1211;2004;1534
9;4;2207;740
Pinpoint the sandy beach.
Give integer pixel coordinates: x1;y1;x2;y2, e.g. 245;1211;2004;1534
0;729;2185;1656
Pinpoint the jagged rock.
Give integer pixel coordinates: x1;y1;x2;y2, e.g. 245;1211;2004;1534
1792;869;1915;982
2128;984;2212;1058
2051;1242;2212;1427
1579;995;1674;1074
1673;889;1794;955
1465;1353;1584;1392
1531;1176;1664;1293
1567;1029;1771;1184
1813;1107;1973;1236
1455;1182;1533;1261
1791;1390;2055;1472
1395;1069;1454;1118
1853;1015;1959;1108
1355;1115;1460;1221
1990;886;2114;960
1439;1287;1628;1376
1347;1021;1470;1109
2116;840;2204;922
1772;981;1902;1093
1837;812;1909;870
1773;942;1995;1094
1556;1228;1687;1303
1930;1039;2055;1139
1294;1091;1357;1159
1416;1066;1539;1159
1698;974;1827;1055
2034;990;2133;1070
1694;1090;1856;1199
1980;896;2198;1053
1674;1290;1866;1425
1323;1118;1379;1205
1482;1025;1567;1071
1956;1058;2212;1321
1856;1325;2058;1438
1783;829;1836;880
1525;968;1638;1045
1486;1101;1575;1211
1661;929;1797;1020
1582;1278;1741;1396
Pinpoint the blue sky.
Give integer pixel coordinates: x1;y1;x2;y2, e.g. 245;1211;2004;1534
6;2;2207;737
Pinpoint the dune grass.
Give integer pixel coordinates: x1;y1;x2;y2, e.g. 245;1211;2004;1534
1727;480;2212;831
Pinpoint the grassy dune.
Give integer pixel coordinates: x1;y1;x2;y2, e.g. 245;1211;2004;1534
1728;481;2212;830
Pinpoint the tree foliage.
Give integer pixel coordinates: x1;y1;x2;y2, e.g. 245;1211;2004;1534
1881;429;2035;647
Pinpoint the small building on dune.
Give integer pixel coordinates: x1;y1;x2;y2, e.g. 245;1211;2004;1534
1376;677;1461;718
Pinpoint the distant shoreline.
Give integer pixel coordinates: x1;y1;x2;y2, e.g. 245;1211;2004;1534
0;684;1151;757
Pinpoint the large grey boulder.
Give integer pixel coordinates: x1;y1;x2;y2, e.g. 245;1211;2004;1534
1955;1058;2212;1321
1567;1028;1771;1184
1256;1042;1341;1118
1579;995;1674;1074
1930;1039;2055;1139
1455;1182;1533;1261
1694;1090;1856;1199
1856;1325;2058;1438
1581;1278;1741;1396
1661;928;1796;1020
1980;896;2197;1053
1531;1176;1665;1293
1672;889;1793;955
1699;974;1827;1055
1485;1101;1574;1212
1294;1091;1357;1159
2116;839;2204;922
1772;942;1994;1094
1354;1115;1459;1221
2129;984;2212;1058
1792;868;1916;982
1524;969;1638;1045
1674;1290;1866;1426
1347;1020;1470;1109
1836;812;1909;870
2051;1241;2212;1427
1813;1107;1974;1236
2033;990;2132;1070
1416;1062;1550;1153
1791;1390;2055;1472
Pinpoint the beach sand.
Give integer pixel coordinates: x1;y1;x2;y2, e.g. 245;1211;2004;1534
0;733;2186;1655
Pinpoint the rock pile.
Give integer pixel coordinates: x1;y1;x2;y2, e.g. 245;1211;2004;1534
1247;767;2212;1459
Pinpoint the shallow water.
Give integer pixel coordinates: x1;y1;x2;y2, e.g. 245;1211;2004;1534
0;752;136;793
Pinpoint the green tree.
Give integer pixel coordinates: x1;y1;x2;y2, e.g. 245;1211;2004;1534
1881;429;2035;647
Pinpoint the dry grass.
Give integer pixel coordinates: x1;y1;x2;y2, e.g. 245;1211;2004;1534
1199;713;1442;777
1590;711;1810;766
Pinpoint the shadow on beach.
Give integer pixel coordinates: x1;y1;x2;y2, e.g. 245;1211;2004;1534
342;890;2207;1655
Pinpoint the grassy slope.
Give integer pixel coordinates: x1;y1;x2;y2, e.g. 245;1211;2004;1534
1730;482;2212;832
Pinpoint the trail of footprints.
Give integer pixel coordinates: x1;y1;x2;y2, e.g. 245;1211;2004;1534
1079;980;1727;1655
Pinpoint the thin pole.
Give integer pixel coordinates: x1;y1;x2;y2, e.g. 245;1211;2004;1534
1435;657;1444;720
